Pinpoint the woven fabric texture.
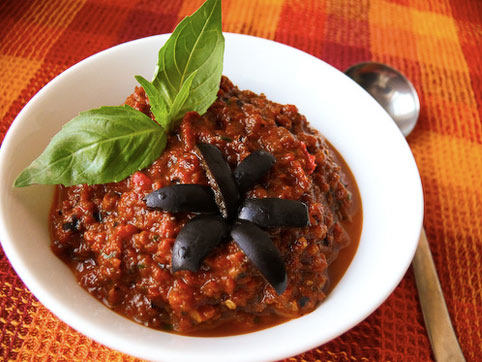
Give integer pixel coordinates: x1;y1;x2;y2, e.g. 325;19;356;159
1;0;481;361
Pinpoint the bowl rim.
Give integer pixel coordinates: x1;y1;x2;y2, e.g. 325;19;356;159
0;33;424;362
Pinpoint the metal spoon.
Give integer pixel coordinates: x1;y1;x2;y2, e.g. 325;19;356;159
345;62;465;362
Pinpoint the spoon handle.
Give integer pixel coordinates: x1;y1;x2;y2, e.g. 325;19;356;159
412;228;466;362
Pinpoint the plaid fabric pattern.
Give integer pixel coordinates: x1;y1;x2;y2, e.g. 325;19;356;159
1;0;481;361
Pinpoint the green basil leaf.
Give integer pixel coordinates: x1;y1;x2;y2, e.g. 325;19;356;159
141;0;224;130
14;105;166;187
167;70;198;123
135;75;168;128
135;71;197;130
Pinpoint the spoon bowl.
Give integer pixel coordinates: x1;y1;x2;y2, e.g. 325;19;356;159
345;62;420;136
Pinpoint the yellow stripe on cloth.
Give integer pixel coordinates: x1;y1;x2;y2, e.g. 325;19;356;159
223;0;284;39
0;56;42;121
0;0;87;121
17;304;146;361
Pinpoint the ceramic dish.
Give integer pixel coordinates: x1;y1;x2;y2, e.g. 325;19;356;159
0;33;423;362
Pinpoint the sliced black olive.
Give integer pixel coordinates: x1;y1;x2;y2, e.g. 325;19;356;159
298;296;310;308
197;143;239;219
231;220;287;295
238;198;309;228
171;215;227;273
93;211;103;222
145;184;218;213
233;150;275;193
62;215;79;232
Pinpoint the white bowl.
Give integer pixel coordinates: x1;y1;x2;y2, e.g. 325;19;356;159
0;33;423;362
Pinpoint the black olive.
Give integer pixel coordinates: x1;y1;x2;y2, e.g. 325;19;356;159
171;215;227;273
197;143;239;219
233;150;275;193
62;215;79;232
230;220;287;295
150;299;164;310
93;211;103;222
238;198;309;228
145;184;218;213
298;296;310;308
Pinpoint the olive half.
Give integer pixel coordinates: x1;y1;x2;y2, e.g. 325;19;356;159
231;220;287;295
238;198;309;228
171;215;227;273
233;149;275;193
145;184;218;213
197;143;239;219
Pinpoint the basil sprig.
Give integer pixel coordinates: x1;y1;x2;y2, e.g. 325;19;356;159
136;0;224;131
14;0;224;187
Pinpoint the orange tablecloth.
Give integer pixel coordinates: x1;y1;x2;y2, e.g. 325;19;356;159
1;0;481;361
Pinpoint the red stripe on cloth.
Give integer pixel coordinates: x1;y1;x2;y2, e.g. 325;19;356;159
116;1;184;44
274;0;327;58
321;18;371;70
0;1;34;46
0;245;37;362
